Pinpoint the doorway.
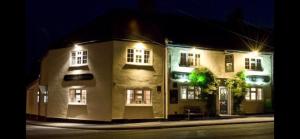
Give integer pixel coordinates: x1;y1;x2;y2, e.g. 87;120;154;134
219;86;231;115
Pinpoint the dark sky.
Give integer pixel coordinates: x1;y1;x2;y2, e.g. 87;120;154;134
26;0;273;81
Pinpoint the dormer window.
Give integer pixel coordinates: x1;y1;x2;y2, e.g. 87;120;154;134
126;48;152;65
70;50;88;67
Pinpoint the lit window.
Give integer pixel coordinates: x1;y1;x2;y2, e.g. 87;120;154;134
187;53;194;66
127;49;134;62
37;91;40;103
69;89;87;105
245;58;263;71
245;87;263;101
225;54;234;72
251;92;256;100
257;88;263;100
126;48;152;65
43;91;48;103
181;86;187;99
126;89;152;105
245;58;250;69
70;50;88;67
179;52;200;67
195;54;200;66
180;85;201;100
245;88;250;100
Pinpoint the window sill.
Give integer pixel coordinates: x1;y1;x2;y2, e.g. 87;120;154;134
69;64;88;68
68;103;86;106
125;104;153;107
125;63;153;66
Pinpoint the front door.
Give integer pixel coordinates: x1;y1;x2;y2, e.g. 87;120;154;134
219;87;229;114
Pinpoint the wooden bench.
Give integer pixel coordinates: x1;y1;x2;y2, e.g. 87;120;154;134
184;106;204;120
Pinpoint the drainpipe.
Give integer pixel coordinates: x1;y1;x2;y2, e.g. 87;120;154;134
164;46;169;120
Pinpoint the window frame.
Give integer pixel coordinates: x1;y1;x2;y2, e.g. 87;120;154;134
70;50;88;67
68;88;87;105
126;88;152;106
180;85;201;100
225;54;234;72
245;57;263;71
179;51;201;67
126;48;153;66
245;87;263;101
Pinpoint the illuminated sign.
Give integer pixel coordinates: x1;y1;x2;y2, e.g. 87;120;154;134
245;75;270;85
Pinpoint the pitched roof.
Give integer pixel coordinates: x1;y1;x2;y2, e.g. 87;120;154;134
48;9;273;52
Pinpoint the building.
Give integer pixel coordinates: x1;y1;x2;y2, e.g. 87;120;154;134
26;9;273;122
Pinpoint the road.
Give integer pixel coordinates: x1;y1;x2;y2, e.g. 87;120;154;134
27;122;274;139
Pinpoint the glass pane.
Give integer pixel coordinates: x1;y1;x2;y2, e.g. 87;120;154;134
77;57;81;64
180;53;187;66
76;94;81;103
251;88;256;91
188;53;194;66
195;87;201;99
245;92;250;100
126;89;134;104
144;90;151;104
82;90;86;104
69;90;75;103
188;91;194;99
144;50;150;63
257;88;262;100
181;86;187;99
251;92;256;100
83;51;87;55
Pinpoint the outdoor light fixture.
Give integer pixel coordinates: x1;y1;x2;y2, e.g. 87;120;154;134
135;42;145;49
249;50;260;58
74;44;82;51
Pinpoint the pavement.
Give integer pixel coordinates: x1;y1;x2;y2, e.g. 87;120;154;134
26;114;274;130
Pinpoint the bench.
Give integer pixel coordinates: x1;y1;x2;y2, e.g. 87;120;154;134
184;106;204;120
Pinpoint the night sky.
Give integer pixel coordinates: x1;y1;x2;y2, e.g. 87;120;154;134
26;0;273;83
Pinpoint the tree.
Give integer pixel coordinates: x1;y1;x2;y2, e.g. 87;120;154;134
225;70;249;114
189;66;219;116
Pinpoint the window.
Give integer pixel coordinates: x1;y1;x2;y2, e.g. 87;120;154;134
180;86;187;99
69;89;87;105
245;58;250;69
126;48;152;65
195;54;201;66
179;52;201;67
245;88;250;100
70;50;88;66
180;85;201;100
43;91;48;103
225;54;234;72
245;87;263;101
179;53;187;66
37;91;40;103
245;58;263;71
187;53;194;66
126;89;152;105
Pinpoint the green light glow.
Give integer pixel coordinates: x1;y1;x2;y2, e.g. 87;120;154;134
197;75;205;83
